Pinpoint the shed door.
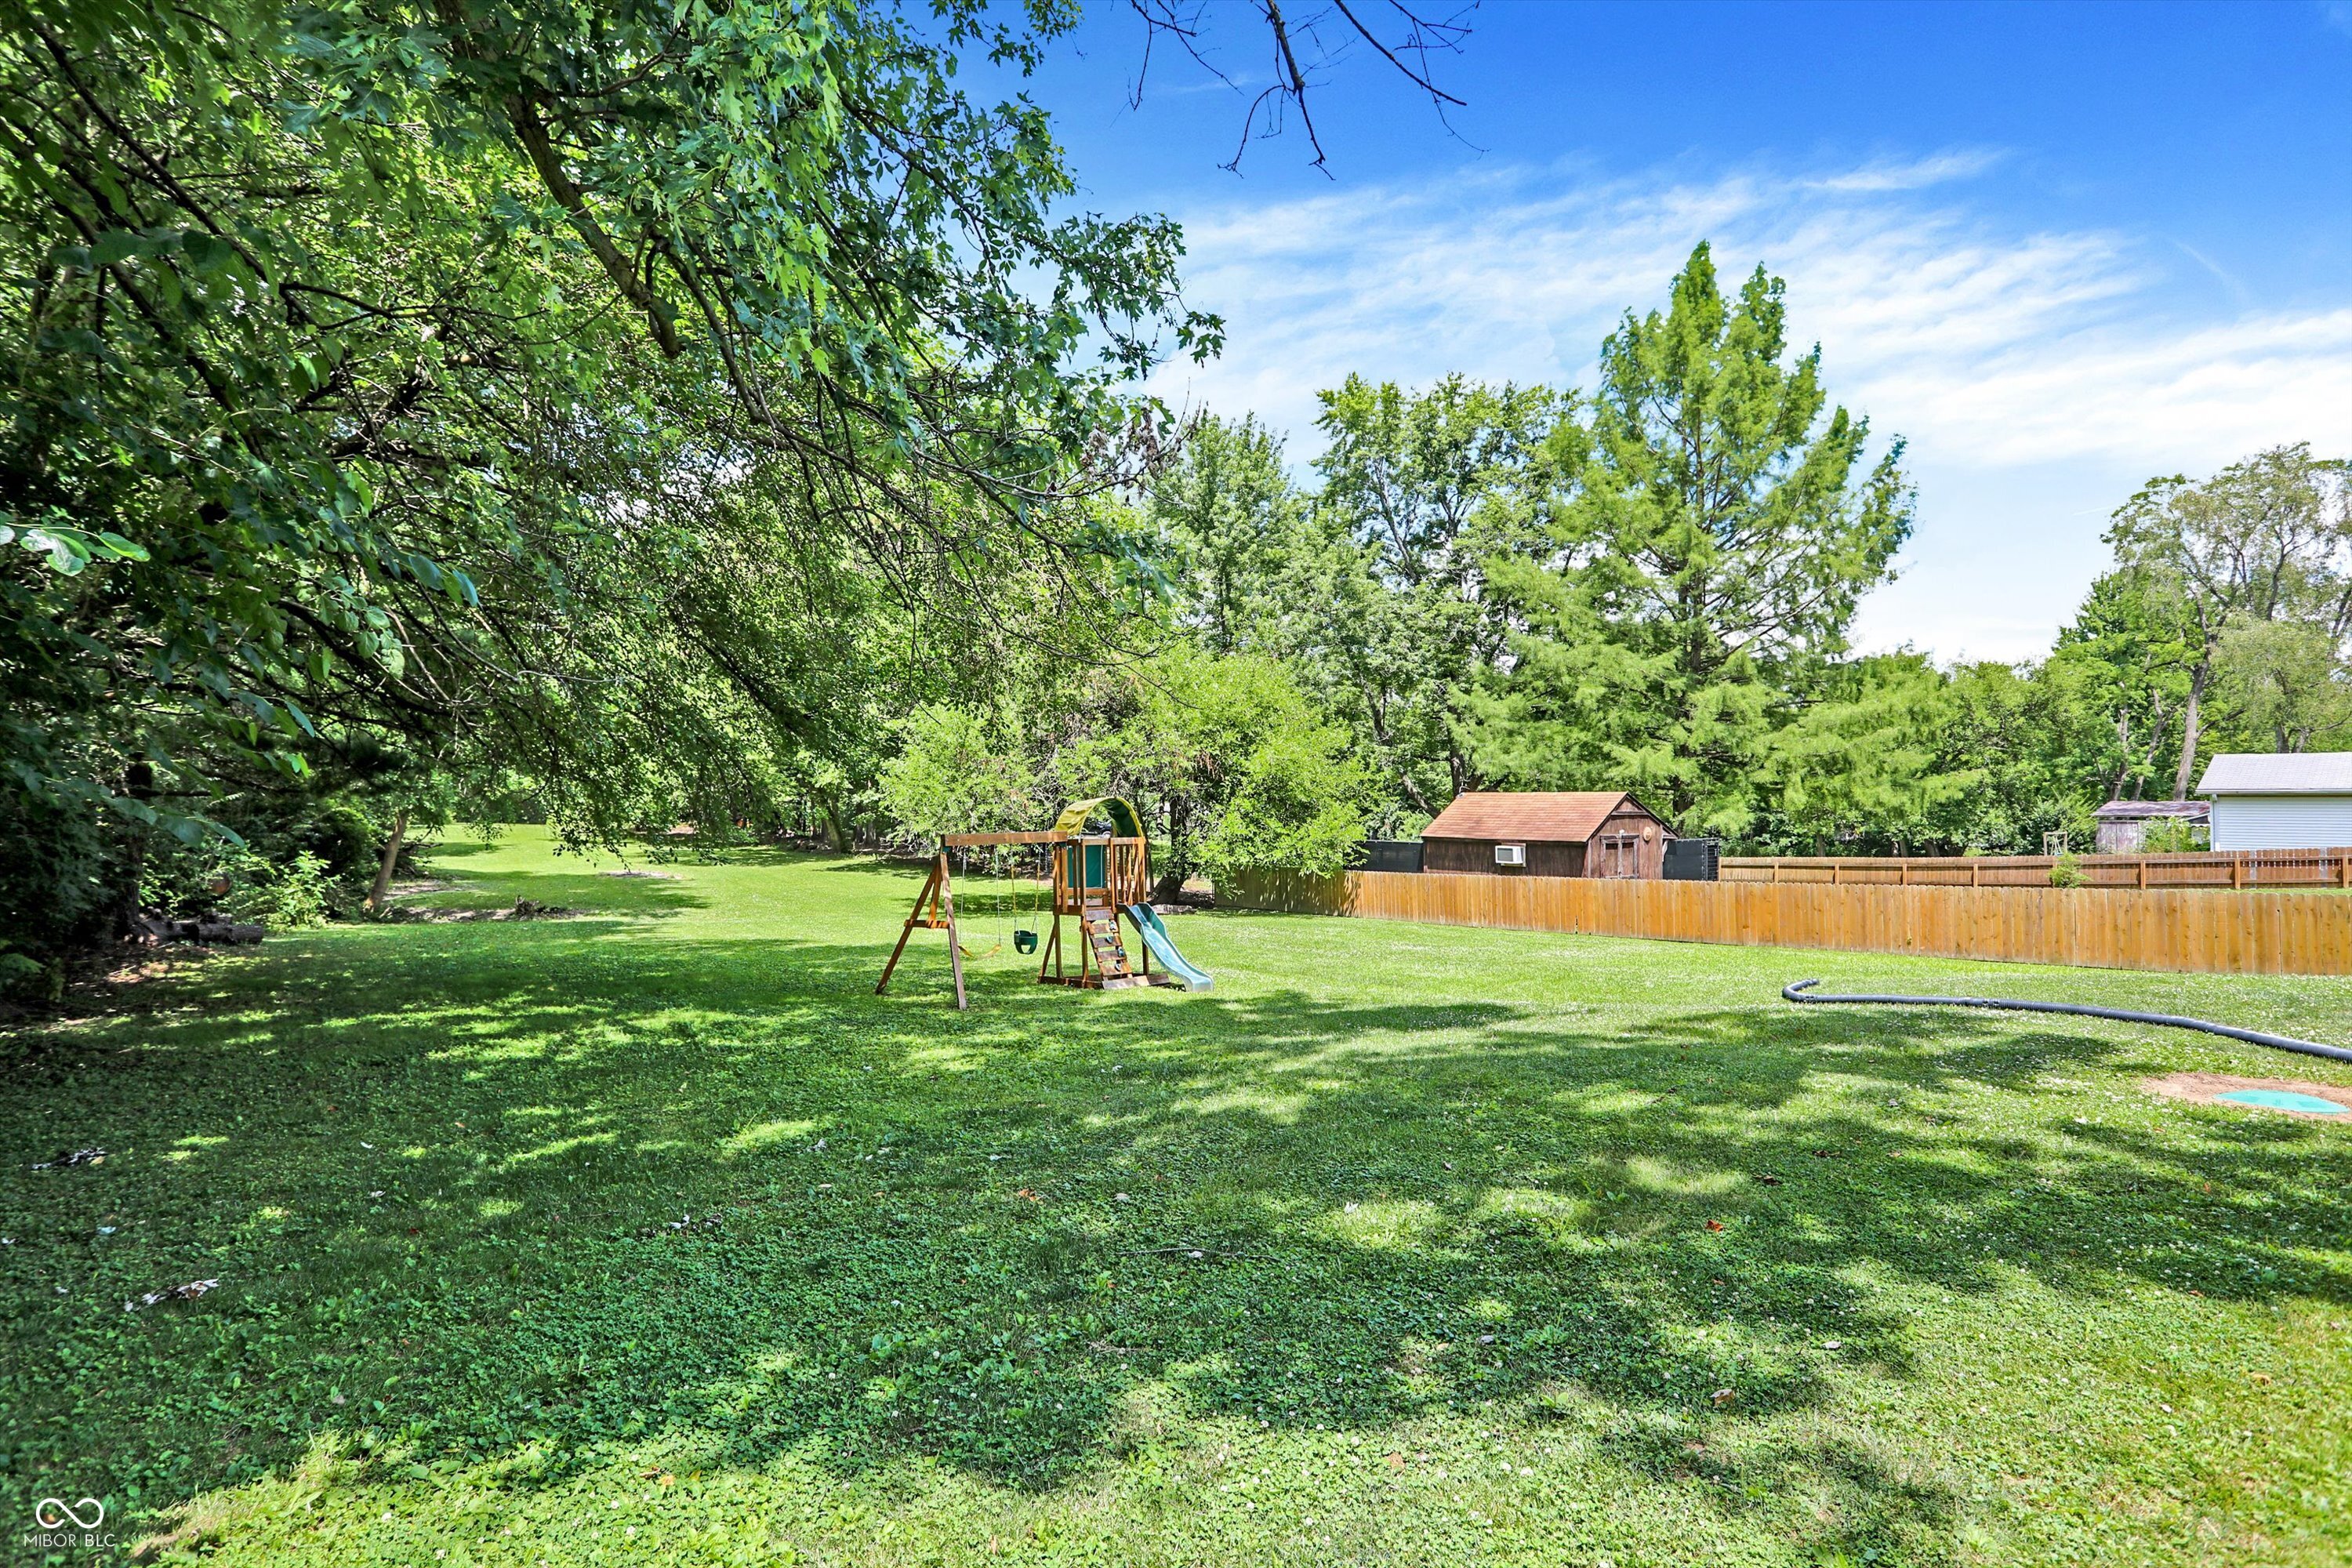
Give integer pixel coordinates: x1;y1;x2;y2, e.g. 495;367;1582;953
1595;833;1640;878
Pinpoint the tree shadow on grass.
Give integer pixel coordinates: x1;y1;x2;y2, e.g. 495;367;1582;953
413;837;502;859
404;870;712;920
4;924;2349;1564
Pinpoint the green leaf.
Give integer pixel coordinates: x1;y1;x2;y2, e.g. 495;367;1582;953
23;528;88;575
181;229;229;270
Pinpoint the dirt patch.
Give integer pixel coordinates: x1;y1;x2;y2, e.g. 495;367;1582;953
101;950;222;988
376;898;577;924
2143;1073;2352;1120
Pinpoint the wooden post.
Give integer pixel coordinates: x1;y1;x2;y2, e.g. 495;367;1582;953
877;858;942;996
1038;916;1062;985
1130;841;1153;983
939;853;967;1010
1040;843;1065;985
875;853;966;1010
2231;855;2243;891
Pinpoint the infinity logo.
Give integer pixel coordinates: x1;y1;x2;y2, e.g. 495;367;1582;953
34;1497;104;1530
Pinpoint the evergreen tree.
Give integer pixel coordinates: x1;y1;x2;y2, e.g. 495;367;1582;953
1468;244;1912;833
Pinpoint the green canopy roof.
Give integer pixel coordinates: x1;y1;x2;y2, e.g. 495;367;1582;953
1051;797;1143;839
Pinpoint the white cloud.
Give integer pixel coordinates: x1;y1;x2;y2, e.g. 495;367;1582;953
1802;149;2005;194
1152;156;2352;658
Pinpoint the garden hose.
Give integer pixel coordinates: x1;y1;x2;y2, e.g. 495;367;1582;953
1781;978;2352;1065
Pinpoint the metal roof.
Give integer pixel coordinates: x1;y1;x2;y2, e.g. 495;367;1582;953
2094;800;2209;820
2196;753;2352;795
1421;791;1658;842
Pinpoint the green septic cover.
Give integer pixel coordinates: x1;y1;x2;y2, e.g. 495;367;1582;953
2216;1089;2347;1115
1052;797;1143;839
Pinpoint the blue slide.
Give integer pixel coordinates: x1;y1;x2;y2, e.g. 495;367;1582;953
1123;904;1214;991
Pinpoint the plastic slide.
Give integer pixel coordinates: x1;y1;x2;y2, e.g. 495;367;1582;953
1123;903;1213;991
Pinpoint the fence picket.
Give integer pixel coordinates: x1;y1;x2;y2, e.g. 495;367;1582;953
1719;848;2352;891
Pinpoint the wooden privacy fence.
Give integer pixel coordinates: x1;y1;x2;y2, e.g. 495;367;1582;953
1722;848;2352;891
1220;869;2352;976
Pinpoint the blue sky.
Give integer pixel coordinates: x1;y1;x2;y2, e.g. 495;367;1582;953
1001;1;2352;661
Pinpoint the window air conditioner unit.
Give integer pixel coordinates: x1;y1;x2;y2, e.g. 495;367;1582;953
1494;844;1526;866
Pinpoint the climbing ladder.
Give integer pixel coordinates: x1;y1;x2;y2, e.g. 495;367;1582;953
1081;910;1150;989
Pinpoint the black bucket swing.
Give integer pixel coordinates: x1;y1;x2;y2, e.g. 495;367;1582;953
1013;847;1040;954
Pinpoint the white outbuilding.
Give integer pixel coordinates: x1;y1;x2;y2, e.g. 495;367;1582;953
2196;753;2352;851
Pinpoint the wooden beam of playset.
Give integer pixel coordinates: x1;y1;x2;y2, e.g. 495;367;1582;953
941;830;1069;848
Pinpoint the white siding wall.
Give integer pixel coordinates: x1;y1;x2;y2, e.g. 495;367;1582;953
2209;794;2352;851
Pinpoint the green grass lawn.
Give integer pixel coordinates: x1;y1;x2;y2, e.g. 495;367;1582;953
5;829;2351;1567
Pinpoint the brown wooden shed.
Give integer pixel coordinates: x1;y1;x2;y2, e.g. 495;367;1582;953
1421;791;1672;879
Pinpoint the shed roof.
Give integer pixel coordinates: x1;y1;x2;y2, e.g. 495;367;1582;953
1422;791;1652;842
2094;800;2209;821
2196;753;2352;795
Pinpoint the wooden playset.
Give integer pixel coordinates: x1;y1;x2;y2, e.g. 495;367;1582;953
874;797;1210;1009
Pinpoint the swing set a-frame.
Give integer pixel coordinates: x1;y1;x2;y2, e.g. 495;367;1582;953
876;797;1208;1010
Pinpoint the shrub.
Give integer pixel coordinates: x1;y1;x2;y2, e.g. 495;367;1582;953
0;775;128;997
221;851;338;929
2049;853;2085;888
300;800;383;884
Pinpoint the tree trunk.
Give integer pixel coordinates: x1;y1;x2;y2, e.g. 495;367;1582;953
2130;691;2169;798
818;793;852;853
2170;659;2210;801
368;808;410;911
116;761;156;938
1446;747;1475;800
1165;797;1191;886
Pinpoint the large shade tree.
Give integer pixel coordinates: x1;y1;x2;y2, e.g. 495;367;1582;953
0;0;1218;964
1310;373;1570;816
1144;414;1308;657
2104;445;2352;797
